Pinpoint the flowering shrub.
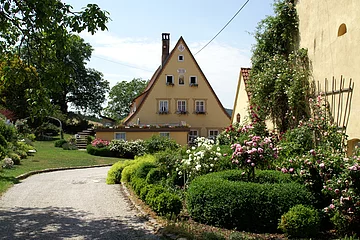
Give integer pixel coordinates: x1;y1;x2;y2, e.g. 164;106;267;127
178;137;231;184
322;155;360;234
109;139;146;158
91;138;109;148
231;133;278;180
2;157;14;169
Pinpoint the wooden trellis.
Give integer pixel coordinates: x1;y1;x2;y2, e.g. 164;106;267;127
317;76;354;131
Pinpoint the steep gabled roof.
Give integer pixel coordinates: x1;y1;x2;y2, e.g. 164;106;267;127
124;36;230;124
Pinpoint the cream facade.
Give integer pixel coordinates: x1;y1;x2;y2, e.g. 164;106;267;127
296;0;360;139
231;68;251;124
123;33;231;143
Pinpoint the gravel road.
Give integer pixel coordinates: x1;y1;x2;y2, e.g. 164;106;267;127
0;167;160;240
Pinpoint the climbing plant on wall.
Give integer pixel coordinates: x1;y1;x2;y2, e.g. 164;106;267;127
249;0;311;133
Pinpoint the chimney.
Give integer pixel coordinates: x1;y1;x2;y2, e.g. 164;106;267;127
161;33;170;64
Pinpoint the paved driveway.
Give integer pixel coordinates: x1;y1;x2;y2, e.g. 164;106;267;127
0;167;160;240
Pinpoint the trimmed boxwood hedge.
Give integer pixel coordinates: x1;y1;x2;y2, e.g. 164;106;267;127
186;170;315;233
86;145;116;157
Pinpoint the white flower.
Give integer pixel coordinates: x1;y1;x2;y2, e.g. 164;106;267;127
210;164;214;167
178;171;182;175
192;146;196;150
186;149;191;154
217;147;220;152
195;164;201;171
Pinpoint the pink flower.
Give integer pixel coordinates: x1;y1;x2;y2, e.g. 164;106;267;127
335;189;340;194
310;149;316;156
329;204;335;209
319;163;325;168
281;168;288;173
251;163;255;167
289;168;294;173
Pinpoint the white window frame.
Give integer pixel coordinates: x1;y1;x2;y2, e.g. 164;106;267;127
159;100;169;113
160;132;170;138
177;100;186;113
115;132;126;140
208;129;219;139
195;100;205;113
189;76;198;86
166;75;174;85
178;55;184;61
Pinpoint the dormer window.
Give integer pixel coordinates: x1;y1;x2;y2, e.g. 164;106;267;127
190;76;198;86
166;75;174;86
178;55;184;61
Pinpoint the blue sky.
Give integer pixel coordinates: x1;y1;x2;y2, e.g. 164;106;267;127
66;0;275;109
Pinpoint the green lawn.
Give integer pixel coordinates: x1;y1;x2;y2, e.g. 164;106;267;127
0;140;124;195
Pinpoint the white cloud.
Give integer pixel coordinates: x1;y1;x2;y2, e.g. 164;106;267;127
81;31;251;109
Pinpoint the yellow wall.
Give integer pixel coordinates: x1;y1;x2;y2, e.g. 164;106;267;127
127;38;230;137
231;71;250;124
96;130;188;146
297;0;360;139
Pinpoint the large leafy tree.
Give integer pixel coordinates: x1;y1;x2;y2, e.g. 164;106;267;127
104;78;148;121
249;0;311;132
0;0;109;118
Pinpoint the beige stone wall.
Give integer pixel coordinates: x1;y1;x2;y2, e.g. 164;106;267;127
296;0;360;138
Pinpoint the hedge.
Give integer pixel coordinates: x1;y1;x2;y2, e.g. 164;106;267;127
186;170;315;233
86;145;116;157
106;160;134;184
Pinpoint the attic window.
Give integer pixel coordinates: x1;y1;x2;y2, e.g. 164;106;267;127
189;76;198;86
166;75;174;85
338;23;347;36
178;55;184;61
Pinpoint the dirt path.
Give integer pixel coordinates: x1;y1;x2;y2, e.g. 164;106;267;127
0;167;160;240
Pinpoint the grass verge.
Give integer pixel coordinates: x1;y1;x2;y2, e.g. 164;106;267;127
0;139;125;195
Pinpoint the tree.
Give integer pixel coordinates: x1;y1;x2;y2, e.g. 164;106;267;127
249;0;311;133
0;0;109;118
104;78;148;120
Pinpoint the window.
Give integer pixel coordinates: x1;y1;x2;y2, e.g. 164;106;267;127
189;76;198;86
208;130;219;140
188;130;198;143
195;100;205;114
178;75;184;85
178;55;184;61
166;75;174;85
160;132;170;138
159;100;169;114
177;100;187;114
115;132;126;140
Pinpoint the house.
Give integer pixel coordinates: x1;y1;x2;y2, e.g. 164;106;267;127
96;33;231;145
99;115;116;127
231;68;251;124
296;0;360;151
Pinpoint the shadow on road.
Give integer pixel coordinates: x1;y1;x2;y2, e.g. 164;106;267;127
0;206;160;240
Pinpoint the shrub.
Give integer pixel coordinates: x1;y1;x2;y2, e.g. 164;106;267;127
186;170;315;233
109;139;146;158
106;160;134;184
7;152;21;165
86;145;115;157
26;133;36;142
54;139;68;148
91;138;110;148
2;157;14;169
152;192;182;217
278;204;320;238
145;135;179;154
139;184;154;201
62;142;78;150
146;167;167;184
201;232;226;240
145;184;166;208
16;150;28;159
131;176;147;195
229;232;251;240
135;162;157;179
121;155;156;183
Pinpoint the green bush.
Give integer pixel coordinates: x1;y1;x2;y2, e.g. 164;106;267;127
145;184;166;208
145;135;179;154
139;184;154;201
121;154;156;183
7;152;21;165
186;170;315;233
135;162;157;179
16;150;28;159
278;204;320;238
0;120;17;142
86;145;116;157
152;191;182;217
106;160;133;184
62;142;78;150
146;167;167;184
131;176;147;195
54;139;68;147
109;139;146;158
